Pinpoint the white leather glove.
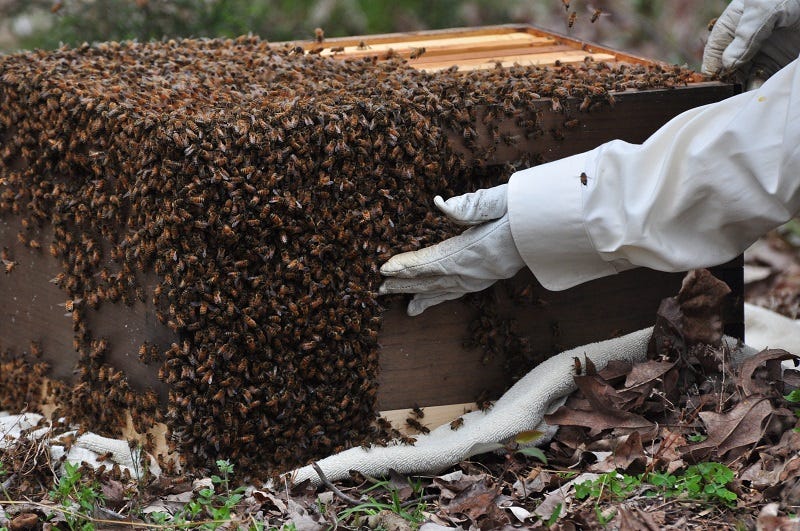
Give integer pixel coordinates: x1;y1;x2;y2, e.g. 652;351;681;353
702;0;800;86
379;184;525;316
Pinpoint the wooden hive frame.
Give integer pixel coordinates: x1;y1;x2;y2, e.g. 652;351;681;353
0;25;741;445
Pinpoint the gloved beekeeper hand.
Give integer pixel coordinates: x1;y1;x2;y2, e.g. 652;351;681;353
702;0;800;87
379;184;525;316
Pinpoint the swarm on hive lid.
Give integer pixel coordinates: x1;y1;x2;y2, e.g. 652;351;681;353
0;35;696;477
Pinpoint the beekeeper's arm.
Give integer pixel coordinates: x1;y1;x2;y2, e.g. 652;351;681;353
381;0;800;316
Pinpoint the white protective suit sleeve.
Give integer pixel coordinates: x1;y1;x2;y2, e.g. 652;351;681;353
509;57;800;291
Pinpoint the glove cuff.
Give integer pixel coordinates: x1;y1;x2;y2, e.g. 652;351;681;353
508;152;618;291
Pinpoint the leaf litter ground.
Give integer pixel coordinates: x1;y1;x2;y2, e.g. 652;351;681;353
2;237;800;530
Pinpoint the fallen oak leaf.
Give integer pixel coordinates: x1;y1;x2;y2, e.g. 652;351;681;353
648;296;686;360
546;372;656;436
590;431;647;475
621;359;680;409
574;373;633;413
597;360;633;383
443;476;503;523
680;396;775;459
545;405;655;436
738;348;799;397
624;360;677;390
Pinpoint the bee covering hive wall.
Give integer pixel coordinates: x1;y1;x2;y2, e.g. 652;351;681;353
0;31;730;476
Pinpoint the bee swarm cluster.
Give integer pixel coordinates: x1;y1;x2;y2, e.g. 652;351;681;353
0;36;695;477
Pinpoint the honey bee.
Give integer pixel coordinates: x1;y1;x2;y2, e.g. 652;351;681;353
314;27;324;44
405;417;430;434
411;405;424;419
399;435;417;446
568;11;577;28
409;47;426;60
2;259;15;274
329;46;345;53
61;298;82;312
450;418;464;430
580;172;588;185
29;341;42;357
590;8;605;23
357;40;370;50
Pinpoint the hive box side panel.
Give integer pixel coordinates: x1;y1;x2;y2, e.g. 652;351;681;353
378;260;742;410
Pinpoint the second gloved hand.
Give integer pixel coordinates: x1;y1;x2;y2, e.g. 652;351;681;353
379;184;525;316
702;0;800;86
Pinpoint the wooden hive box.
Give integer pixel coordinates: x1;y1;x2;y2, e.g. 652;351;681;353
0;25;741;473
304;24;743;424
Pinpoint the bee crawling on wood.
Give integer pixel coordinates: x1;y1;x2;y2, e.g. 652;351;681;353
405;417;430;434
409;47;426;60
2;259;15;274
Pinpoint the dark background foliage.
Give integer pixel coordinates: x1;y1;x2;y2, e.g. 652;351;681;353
1;0;728;67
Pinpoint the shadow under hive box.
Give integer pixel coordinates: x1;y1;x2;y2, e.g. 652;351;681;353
0;25;742;477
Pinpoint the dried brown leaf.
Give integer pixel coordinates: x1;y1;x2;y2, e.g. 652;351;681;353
756;503;800;531
620;360;680;409
597;360;633;383
677;269;730;345
779;456;800;482
616;506;661;531
545;405;654;435
681;396;774;458
609;431;647;474
781;477;800;508
512;469;551;498
624;360;676;390
433;471;484;500
648;297;685;360
574;374;630;412
9;513;39;531
100;479;127;508
443;477;501;522
784;369;800;389
738;348;799;397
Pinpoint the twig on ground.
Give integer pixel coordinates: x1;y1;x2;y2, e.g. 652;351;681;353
311;463;363;506
399;493;439;509
96;505;128;521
